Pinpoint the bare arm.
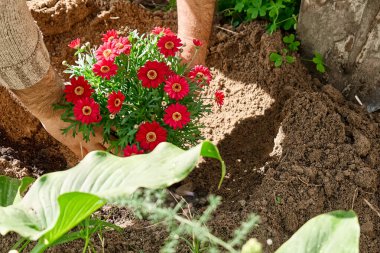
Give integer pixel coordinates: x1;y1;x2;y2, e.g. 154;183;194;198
177;0;216;66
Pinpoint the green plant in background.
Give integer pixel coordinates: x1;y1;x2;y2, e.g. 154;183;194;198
270;49;295;67
0;141;225;253
282;34;300;51
312;52;326;73
218;0;300;33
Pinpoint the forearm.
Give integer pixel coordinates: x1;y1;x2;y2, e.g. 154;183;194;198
177;0;216;64
0;0;50;90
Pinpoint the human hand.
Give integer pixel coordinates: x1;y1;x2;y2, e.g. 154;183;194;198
11;67;106;159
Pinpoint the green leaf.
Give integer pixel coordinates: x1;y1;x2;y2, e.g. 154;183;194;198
275;210;360;253
269;53;281;62
285;55;295;63
247;7;259;19
274;58;283;67
235;2;245;12
0;176;20;206
0;141;225;248
283;34;294;44
316;63;326;73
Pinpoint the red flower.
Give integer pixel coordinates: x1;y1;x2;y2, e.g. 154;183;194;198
137;60;169;88
164;75;189;100
157;35;182;57
73;97;102;124
136;121;167;151
215;90;225;107
193;39;203;47
123;144;144;157
188;65;212;85
102;29;118;42
64;76;94;103
68;38;80;49
93;59;118;79
163;103;191;130
107;91;125;114
114;37;131;55
96;41;118;61
151;27;175;36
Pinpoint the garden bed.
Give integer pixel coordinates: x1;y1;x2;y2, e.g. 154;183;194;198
0;1;379;252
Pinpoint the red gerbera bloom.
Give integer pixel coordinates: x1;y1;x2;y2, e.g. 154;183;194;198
114;37;131;55
164;75;189;100
93;59;118;79
193;39;203;47
215;90;225;107
96;41;118;61
73;97;102;124
163;103;191;130
107;91;125;114
188;65;212;85
157;35;183;57
64;76;94;103
136;121;167;151
151;27;175;36
102;29;118;42
137;60;169;88
68;38;80;49
123;144;144;157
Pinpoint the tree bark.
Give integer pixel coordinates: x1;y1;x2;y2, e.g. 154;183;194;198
297;0;380;112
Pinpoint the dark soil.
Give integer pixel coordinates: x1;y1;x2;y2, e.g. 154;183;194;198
1;1;379;252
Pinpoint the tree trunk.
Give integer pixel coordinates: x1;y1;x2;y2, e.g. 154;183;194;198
297;0;380;112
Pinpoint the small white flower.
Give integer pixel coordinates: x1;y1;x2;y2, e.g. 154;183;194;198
161;101;167;107
109;114;115;119
134;124;139;129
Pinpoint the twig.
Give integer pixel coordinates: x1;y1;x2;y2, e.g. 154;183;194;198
354;95;363;106
363;199;380;218
215;25;239;35
351;187;358;210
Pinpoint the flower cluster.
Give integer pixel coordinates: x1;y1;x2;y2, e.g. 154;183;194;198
59;28;224;156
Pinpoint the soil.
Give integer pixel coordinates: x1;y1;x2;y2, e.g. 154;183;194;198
1;1;380;252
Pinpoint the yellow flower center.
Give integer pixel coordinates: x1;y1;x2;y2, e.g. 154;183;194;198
147;70;158;80
196;72;204;79
146;132;157;142
103;49;112;58
164;41;174;50
114;98;121;107
74;86;84;96
100;66;110;73
116;42;124;49
172;112;182;121
82;106;92;116
172;83;182;92
108;36;115;42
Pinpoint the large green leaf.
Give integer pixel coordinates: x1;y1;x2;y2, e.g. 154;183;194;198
0;141;225;248
0;176;34;206
275;210;360;253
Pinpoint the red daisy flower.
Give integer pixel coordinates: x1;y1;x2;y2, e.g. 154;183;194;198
102;29;118;42
164;75;189;100
151;27;175;36
114;37;131;55
188;65;212;85
136;121;167;151
193;39;203;47
157;35;183;57
73;97;102;124
64;76;94;103
107;91;125;114
93;59;118;79
215;90;225;107
68;38;80;49
96;41;118;61
137;60;169;88
163;103;191;130
123;144;144;157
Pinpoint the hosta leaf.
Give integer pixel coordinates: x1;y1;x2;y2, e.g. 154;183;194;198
275;210;359;253
0;141;225;248
0;176;34;206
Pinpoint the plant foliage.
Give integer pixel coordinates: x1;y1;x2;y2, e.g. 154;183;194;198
0;141;225;253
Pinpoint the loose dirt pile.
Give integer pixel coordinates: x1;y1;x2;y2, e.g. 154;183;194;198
0;1;379;252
